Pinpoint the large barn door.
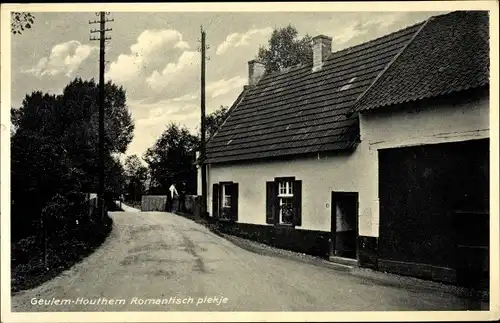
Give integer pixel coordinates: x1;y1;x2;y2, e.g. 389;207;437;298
378;139;489;284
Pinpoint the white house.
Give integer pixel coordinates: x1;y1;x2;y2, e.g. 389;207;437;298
202;11;490;286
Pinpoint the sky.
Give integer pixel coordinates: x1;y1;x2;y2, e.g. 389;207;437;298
11;10;447;160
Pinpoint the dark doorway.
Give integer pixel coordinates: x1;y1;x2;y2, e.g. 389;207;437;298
331;192;359;259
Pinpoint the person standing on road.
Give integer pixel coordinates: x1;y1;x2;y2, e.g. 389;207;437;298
168;183;179;212
178;182;187;212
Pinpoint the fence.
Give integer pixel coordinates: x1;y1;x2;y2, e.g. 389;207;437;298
138;194;203;219
172;195;203;222
85;192;121;215
141;195;168;211
85;193;99;217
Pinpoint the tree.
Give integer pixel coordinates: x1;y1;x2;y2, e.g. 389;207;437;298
143;123;199;195
11;123;82;240
206;105;229;140
124;155;148;201
56;78;134;191
59;78;134;155
12;12;35;35
105;155;127;200
10;78;134;240
124;155;143;178
256;25;313;73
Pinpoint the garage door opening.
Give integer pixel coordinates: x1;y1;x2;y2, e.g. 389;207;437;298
377;138;489;286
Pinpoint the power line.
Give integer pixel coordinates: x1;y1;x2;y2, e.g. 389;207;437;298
89;12;113;218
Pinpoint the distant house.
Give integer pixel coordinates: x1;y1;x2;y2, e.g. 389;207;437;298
202;11;490;285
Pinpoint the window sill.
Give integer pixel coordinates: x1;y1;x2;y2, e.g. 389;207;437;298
217;218;236;223
274;223;295;229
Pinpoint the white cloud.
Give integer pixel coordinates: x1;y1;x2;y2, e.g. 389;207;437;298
172;92;199;102
106;53;142;84
106;29;190;84
23;40;96;77
174;40;190;50
206;76;246;98
125;75;246;157
131;29;189;57
333;13;410;45
368;12;408;29
125;94;200;156
334;23;368;44
145;50;199;92
216;27;273;55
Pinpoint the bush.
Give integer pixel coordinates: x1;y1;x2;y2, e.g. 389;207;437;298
11;236;40;266
11;191;114;292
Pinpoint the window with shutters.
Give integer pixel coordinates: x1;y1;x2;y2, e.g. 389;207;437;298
266;177;302;227
222;184;232;207
278;180;294;225
212;182;239;222
220;183;232;219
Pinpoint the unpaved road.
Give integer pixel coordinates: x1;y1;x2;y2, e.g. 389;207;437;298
11;211;483;312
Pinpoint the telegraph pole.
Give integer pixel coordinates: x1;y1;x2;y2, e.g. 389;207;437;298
90;12;113;216
200;26;208;218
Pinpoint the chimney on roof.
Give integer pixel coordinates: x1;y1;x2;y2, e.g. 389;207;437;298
312;34;332;72
248;60;265;86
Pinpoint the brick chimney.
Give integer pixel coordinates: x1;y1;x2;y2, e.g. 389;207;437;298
248;60;265;86
312;35;332;72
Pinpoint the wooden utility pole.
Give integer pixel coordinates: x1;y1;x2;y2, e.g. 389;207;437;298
200;26;208;217
90;12;113;216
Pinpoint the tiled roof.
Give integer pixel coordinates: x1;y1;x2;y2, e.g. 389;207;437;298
205;19;426;164
352;11;490;113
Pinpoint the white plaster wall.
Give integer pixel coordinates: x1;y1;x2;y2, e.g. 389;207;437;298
204;93;489;238
207;151;371;234
358;94;490;238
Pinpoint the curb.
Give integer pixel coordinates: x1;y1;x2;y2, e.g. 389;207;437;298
213;231;353;273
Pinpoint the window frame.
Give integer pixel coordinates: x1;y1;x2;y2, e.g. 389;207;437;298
221;183;232;208
268;176;297;227
276;177;295;225
213;181;239;222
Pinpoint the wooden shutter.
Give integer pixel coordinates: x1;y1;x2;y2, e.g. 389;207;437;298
266;181;276;224
293;180;302;226
230;183;239;222
212;183;219;218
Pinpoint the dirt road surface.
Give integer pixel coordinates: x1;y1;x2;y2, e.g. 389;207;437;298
11;211;482;312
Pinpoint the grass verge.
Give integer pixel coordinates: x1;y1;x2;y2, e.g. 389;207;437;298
11;215;113;293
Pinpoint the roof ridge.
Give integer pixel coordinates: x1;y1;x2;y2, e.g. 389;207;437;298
428;10;463;19
325;18;429;62
259;16;433;81
347;15;434;116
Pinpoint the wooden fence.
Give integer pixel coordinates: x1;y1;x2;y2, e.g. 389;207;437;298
139;194;203;220
141;195;167;212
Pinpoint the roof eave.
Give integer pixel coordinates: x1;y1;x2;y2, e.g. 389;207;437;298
355;84;490;115
205;143;360;165
205;85;252;147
